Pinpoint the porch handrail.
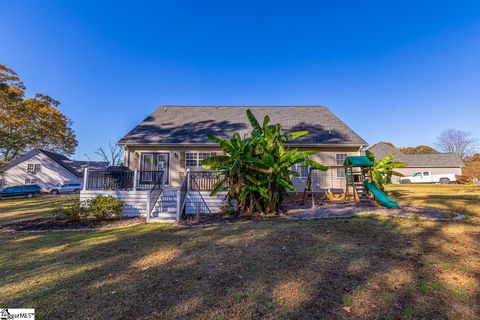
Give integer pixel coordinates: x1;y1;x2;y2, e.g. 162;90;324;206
85;169;164;191
148;171;165;217
190;173;212;214
179;171;189;216
189;171;224;191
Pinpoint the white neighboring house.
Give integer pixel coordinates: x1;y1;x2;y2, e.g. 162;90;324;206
368;142;463;183
0;149;109;191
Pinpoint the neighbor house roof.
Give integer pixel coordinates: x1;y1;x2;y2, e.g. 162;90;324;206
368;142;463;168
118;106;368;146
4;149;109;177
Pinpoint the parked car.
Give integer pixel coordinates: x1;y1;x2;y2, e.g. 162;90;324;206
399;171;457;184
47;182;83;195
0;185;42;199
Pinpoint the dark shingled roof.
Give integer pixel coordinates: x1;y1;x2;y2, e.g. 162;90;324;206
118;106;368;146
5;149;109;177
368;142;463;168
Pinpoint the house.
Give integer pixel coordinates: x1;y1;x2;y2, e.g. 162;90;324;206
0;149;109;191
368;142;463;182
81;106;368;221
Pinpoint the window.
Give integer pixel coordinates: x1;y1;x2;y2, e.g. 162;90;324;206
423;172;430;176
293;164;310;178
185;153;198;167
336;154;347;178
25;178;37;185
26;163;41;173
185;152;216;167
413;172;422;177
336;154;348;166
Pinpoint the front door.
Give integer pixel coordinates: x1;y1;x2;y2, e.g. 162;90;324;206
140;153;169;185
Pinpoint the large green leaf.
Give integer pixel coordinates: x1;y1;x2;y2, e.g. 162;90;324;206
201;156;231;170
290;150;318;162
285;130;309;140
246;109;261;132
210;178;227;196
206;134;233;152
304;158;327;171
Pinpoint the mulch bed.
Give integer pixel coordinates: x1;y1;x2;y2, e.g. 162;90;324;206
181;196;464;227
1;217;145;232
285;201;464;221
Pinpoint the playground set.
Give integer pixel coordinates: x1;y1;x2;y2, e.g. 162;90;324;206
302;156;400;209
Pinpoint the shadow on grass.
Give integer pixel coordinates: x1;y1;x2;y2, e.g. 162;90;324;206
2;215;478;319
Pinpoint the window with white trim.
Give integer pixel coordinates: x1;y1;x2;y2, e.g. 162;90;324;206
26;163;42;173
336;153;347;178
25;178;37;185
336;154;347;166
185;152;216;167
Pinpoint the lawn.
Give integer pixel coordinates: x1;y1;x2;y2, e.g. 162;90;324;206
0;195;77;226
0;185;479;319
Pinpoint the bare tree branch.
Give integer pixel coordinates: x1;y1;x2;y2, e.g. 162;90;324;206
436;129;478;160
95;141;123;166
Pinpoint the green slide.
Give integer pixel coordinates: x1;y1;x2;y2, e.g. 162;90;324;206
364;180;400;209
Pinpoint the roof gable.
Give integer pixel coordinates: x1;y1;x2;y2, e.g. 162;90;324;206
4;149;109;177
118;106;368;146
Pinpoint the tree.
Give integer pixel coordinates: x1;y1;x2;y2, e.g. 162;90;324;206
365;150;407;190
463;153;480;180
399;145;438;154
202;110;326;215
436;129;478;160
95;142;123;166
0;64;77;165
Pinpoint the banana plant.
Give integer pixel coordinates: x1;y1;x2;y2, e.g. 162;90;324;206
202;109;326;215
365;150;407;190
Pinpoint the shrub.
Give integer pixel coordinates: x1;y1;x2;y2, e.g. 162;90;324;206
57;196;124;221
88;195;124;220
455;175;472;185
57;199;88;221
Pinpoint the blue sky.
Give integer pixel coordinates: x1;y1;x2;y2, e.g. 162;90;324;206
1;1;479;160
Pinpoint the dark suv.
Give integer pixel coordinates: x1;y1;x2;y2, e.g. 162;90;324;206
0;185;42;199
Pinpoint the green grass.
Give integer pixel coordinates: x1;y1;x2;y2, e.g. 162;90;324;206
0;185;479;319
0;194;77;225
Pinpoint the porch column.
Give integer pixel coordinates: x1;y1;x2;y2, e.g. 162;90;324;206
186;168;190;190
83;168;88;191
176;189;181;221
133;169;138;190
146;190;151;222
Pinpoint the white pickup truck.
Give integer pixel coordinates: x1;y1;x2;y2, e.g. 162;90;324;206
399;171;457;184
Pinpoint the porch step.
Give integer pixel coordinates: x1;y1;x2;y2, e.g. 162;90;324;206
148;216;176;223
